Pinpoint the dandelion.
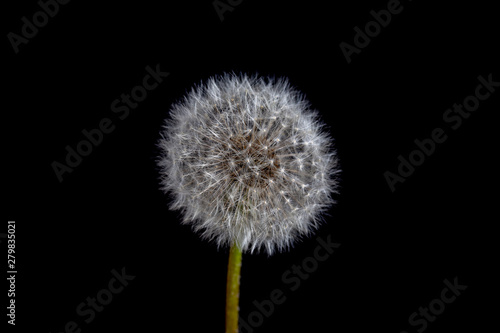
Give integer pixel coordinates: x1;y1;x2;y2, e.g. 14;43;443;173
157;73;340;332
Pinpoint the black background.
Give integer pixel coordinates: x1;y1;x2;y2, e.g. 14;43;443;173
4;0;499;332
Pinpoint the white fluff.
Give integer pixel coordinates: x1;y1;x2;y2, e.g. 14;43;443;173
157;74;340;255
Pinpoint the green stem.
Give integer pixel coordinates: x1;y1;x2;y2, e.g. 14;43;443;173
226;243;242;333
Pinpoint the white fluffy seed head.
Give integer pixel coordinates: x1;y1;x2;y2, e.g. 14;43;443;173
157;73;340;255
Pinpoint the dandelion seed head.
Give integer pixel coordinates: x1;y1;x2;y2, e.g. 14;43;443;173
157;73;340;255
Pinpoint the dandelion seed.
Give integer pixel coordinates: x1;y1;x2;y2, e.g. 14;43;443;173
157;73;340;256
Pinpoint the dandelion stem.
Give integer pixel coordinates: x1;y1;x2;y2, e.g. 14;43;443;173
226;243;242;333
